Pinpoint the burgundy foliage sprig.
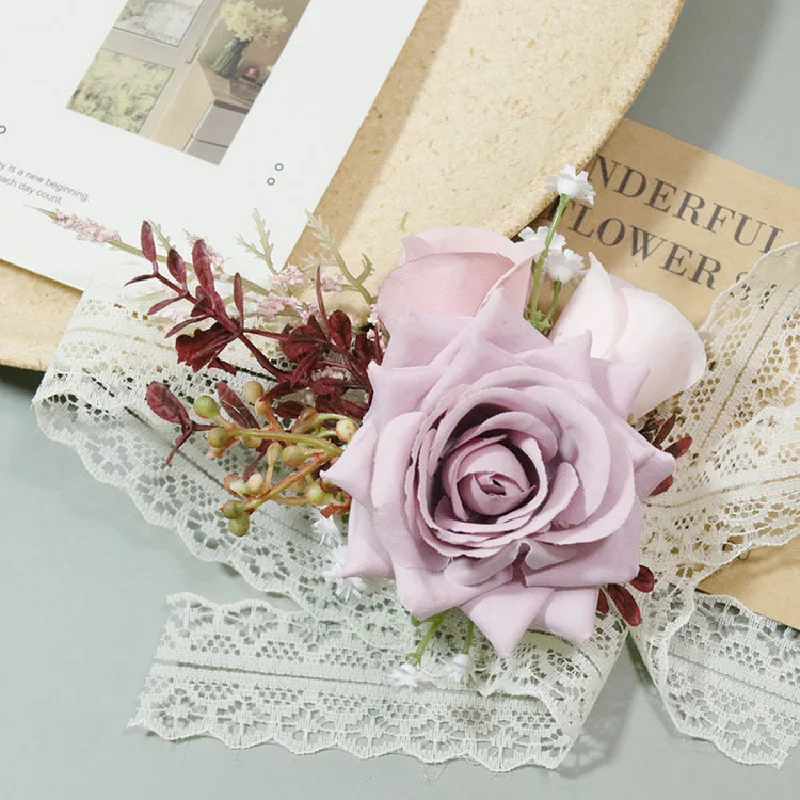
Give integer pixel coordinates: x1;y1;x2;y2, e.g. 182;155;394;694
129;221;382;420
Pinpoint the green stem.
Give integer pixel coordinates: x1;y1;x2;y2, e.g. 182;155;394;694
462;620;475;655
409;612;447;666
228;427;341;458
542;280;563;329
527;193;569;326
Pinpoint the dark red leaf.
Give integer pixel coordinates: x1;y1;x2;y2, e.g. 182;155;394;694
649;474;674;497
147;297;182;316
607;584;641;626
191;239;214;295
166;248;188;288
653;414;677;447
353;331;372;363
665;435;692;459
176;323;237;372
309;377;345;396
233;273;244;325
146;382;190;429
630;564;655;593
126;272;157;286
275;400;305;419
141;221;157;264
328;310;352;350
281;317;328;361
208;356;237;375
166;316;202;338
315;394;367;420
290;351;322;386
217;381;258;429
596;588;609;614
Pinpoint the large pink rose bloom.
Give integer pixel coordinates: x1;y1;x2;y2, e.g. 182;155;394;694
326;228;703;656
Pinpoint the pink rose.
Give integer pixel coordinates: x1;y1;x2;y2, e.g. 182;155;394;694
377;227;545;331
325;230;705;656
552;254;707;418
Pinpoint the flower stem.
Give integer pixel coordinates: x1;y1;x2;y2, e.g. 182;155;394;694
228;427;341;458
527;193;569;327
462;620;475;654
409;612;447;666
542;280;563;329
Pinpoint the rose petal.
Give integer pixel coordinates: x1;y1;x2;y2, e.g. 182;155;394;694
551;254;626;355
393;562;513;621
378;252;514;332
524;502;642;588
340;499;393;579
552;254;706;417
462;584;554;657
380;313;470;369
323;417;379;503
379;232;544;333
614;281;707;416
531;587;599;644
588;359;650;419
371;413;447;571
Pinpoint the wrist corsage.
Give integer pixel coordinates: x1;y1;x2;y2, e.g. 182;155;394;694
51;165;706;674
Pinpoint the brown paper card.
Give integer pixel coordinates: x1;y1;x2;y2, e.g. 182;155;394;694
1;118;798;626
553;119;800;629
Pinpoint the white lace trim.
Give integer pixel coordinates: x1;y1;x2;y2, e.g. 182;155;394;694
35;244;800;769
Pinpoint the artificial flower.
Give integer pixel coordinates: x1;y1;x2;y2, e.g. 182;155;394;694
551;255;707;417
518;224;566;253
443;653;475;684
377;227;545;332
313;510;343;546
325;290;676;656
387;663;430;690
322;545;369;603
543;248;586;283
544;164;596;204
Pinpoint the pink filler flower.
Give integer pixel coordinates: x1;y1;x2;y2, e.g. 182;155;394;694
326;227;705;656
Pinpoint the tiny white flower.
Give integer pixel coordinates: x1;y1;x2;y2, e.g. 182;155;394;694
543;248;587;284
387;663;431;690
518;224;566;253
443;653;475;685
322;545;368;603
313;510;343;546
544;164;596;205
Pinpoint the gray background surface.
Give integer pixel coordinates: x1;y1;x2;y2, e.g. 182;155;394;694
2;1;799;797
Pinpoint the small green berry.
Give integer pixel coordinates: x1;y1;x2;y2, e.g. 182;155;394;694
266;442;282;464
221;499;245;519
207;428;230;449
227;515;251;537
247;473;264;493
305;481;327;505
335;418;358;443
243;381;264;404
242;435;262;449
193;395;219;419
282;445;306;467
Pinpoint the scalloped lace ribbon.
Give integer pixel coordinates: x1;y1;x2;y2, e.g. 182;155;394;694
34;244;800;769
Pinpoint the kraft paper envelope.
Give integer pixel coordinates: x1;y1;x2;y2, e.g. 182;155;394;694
1;118;798;627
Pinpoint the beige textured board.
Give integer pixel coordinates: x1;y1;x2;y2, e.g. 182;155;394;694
296;0;684;287
0;261;79;372
0;0;682;371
